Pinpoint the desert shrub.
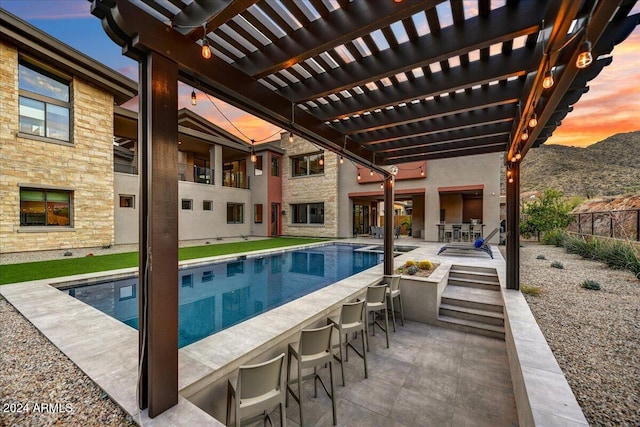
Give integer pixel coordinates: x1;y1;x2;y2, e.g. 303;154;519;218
521;285;541;296
403;260;416;269
536;254;546;260
562;235;640;279
417;260;433;270
563;235;598;259
580;280;601;290
542;228;567;247
550;261;564;269
406;265;419;275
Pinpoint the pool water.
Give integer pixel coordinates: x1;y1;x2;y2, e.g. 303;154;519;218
64;244;381;347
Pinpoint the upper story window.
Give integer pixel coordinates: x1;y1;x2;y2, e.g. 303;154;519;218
18;61;71;143
20;188;72;226
254;155;263;176
223;159;248;189
292;152;324;177
271;156;280;177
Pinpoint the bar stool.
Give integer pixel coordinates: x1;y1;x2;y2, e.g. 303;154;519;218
226;353;286;427
443;224;454;242
460;224;470;242
286;324;337;426
381;274;404;332
327;300;368;386
364;284;389;350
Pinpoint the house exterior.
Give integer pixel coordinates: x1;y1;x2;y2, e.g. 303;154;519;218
0;9;137;253
0;9;500;254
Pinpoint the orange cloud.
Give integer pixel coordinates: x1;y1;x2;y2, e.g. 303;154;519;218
547;29;640;147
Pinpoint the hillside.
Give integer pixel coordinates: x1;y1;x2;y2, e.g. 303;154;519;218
520;130;640;198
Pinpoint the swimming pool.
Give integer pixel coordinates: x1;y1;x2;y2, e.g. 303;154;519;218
62;244;381;347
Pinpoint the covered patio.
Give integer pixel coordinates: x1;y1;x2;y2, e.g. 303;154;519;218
87;0;638;421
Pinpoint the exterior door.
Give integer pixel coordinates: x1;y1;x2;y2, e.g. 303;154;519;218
271;203;279;236
353;204;370;235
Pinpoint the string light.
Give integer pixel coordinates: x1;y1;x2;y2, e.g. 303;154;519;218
357;171;361;180
528;113;538;128
576;40;593;68
515;151;522;161
369;169;374;176
420;167;424;176
250;139;256;163
288;132;293;143
201;24;212;59
318;155;324;166
191;90;197;106
542;68;554;88
521;129;529;141
339;156;344;164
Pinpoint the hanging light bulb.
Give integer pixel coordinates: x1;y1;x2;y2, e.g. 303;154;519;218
508;176;514;183
380;182;384;189
357;172;361;181
542;68;554;89
576;40;593;69
288;132;293;143
191;90;197;106
250;139;256;163
522;129;529;141
318;156;324;166
339;156;344;164
201;24;212;59
528;113;538;128
369;169;374;176
511;154;517;163
420;167;424;176
515;151;522;161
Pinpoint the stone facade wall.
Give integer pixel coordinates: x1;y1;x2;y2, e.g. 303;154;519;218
281;134;339;237
0;41;115;253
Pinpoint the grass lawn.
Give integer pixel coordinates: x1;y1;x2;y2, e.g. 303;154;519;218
0;237;327;285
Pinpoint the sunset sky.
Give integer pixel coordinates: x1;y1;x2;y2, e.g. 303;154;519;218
2;0;638;148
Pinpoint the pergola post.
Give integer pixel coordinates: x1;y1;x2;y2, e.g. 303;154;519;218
383;175;394;275
138;52;179;417
506;162;520;290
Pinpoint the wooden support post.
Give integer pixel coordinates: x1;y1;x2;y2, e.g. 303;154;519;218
383;176;394;275
506;163;520;290
138;52;179;417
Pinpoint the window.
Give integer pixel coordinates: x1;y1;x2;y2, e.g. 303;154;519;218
291;153;324;177
18;62;71;142
203;200;213;211
227;203;244;224
254;204;263;223
223;159;248;189
181;199;193;210
271;156;280;176
119;195;134;208
254;155;263;176
20;188;71;226
292;203;324;224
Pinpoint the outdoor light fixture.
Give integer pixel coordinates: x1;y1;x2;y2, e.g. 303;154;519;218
318;156;324;166
528;113;538;128
339;156;344;164
420;166;424;176
201;24;212;59
380;183;384;189
357;171;361;180
369;169;374;176
288;132;293;143
576;40;593;69
542;66;554;89
250;139;256;163
191;90;197;106
522;129;529;141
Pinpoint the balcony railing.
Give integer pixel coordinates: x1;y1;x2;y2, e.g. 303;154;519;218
114;163;137;174
178;163;214;185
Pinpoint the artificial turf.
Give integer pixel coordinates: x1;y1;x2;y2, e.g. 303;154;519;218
0;237;326;285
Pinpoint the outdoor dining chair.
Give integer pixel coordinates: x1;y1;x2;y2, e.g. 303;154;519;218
286;324;337;426
327;300;368;387
226;352;286;427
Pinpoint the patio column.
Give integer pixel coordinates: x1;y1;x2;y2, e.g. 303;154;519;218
138;52;179;417
506;162;520;290
383;175;394;275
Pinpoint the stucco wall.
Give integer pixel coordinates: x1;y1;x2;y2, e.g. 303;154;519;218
1;42;115;253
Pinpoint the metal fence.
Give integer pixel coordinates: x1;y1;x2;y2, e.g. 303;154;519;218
568;209;640;242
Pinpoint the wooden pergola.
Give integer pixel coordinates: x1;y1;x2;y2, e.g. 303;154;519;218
90;0;639;417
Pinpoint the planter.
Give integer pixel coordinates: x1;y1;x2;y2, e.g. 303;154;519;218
398;264;450;325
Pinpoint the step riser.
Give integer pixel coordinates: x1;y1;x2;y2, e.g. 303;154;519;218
447;279;500;291
437;319;505;340
451;265;497;275
449;272;499;284
439;308;504;326
441;297;503;313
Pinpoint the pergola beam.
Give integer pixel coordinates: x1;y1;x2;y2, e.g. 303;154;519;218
274;3;542;103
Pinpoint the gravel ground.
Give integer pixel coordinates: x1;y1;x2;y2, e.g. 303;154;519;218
2;242;638;426
514;242;640;427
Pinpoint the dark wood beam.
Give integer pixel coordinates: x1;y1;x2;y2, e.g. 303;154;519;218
377;132;508;158
275;2;541;103
92;0;385;172
381;142;505;164
234;0;445;79
383;176;394;275
506;162;520;290
331;81;522;134
354;122;511;153
353;106;514;145
308;47;533;121
173;0;258;37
